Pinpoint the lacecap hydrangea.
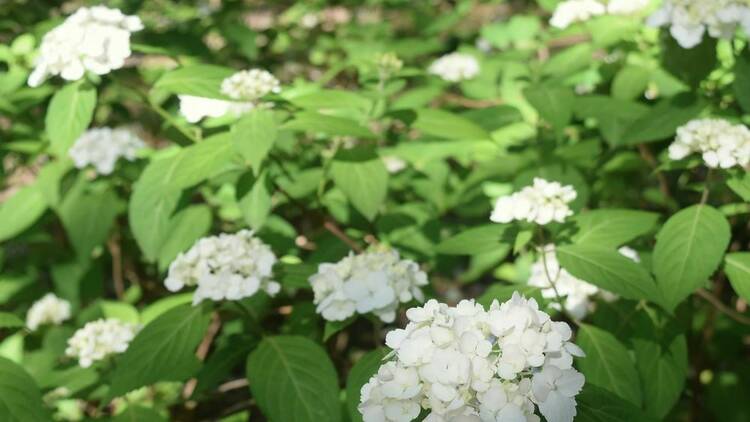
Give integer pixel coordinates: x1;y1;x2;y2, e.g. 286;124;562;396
69;127;145;175
65;319;139;368
528;245;640;319
26;293;72;331
490;178;576;226
668;118;750;169
648;0;750;49
428;53;480;83
165;230;280;305
28;6;143;87
309;249;428;323
359;293;585;422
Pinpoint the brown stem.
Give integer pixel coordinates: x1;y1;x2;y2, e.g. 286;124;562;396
106;233;124;299
182;312;222;399
323;219;363;253
696;287;750;325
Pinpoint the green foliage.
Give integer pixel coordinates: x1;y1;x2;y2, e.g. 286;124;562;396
0;357;50;421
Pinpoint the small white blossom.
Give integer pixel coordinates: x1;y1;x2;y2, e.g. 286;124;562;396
669;118;750;169
490;178;577;226
606;0;651;15
361;293;585;422
165;230;279;305
310;248;428;323
550;0;606;29
65;319;138;368
178;95;255;123
68;127;145;175
26;293;71;331
648;0;750;49
428;53;480;83
28;6;143;87
528;245;641;319
220;69;281;101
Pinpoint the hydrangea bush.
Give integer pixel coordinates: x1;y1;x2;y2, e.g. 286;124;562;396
1;1;749;421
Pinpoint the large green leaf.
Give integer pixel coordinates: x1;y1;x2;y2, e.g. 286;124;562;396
725;253;750;302
108;304;212;398
571;209;659;248
45;81;96;155
577;324;642;407
734;47;750;113
247;335;341;422
620;94;704;145
330;147;388;221
282;111;374;138
435;224;513;255
157;205;213;272
556;244;662;305
153;64;234;99
412;108;490;140
633;334;687;418
0;312;23;329
662;34;717;88
346;349;388;422
574;96;648;146
653;205;731;311
239;171;272;230
0;357;50;421
577;385;657;422
288;89;373;113
58;181;120;260
0;184;47;242
524;85;574;134
231;109;278;174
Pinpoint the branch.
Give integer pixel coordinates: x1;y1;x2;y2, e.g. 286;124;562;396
696;288;750;325
324;219;363;253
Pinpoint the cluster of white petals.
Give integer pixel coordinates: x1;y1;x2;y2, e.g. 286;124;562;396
648;0;750;49
360;293;585;422
65;319;138;368
550;0;650;29
69;127;145;175
178;95;255;123
528;245;640;319
165;230;280;305
310;249;429;323
428;53;480;83
220;69;281;101
28;6;143;87
490;178;576;226
26;293;72;331
668;118;750;169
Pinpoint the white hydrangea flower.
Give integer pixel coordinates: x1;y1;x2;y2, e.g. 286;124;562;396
668;118;750;169
528;245;641;319
68;127;145;175
178;95;255;123
648;0;750;49
165;230;279;305
490;178;577;226
606;0;651;15
26;293;72;331
220;69;281;101
550;0;606;29
65;319;139;368
309;248;428;323
428;53;480;83
28;6;143;87
360;293;585;422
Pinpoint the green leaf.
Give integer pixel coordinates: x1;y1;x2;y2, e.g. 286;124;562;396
733;47;750;113
157;205;213;272
435;225;512;255
140;293;194;325
577;324;642;407
247;335;341;422
100;301;140;324
346;349;388;422
412;108;490;140
661;34;717;88
108;304;212;398
153;64;234;99
288;89;373;113
323;317;356;341
58;182;120;260
477;285;542;308
612;65;650;101
45;81;96;155
725;253;750;302
231;109;278;174
577;385;657;422
556;244;662;305
0;185;47;242
330;147;388;221
574;96;648;146
524;85;574;133
112;406;167;422
0;312;23;329
192;335;258;397
0;356;50;421
240;171;272;230
571;209;659;248
633;334;687;418
653;204;731;311
726;172;750;202
620;94;704;145
282;111;374;138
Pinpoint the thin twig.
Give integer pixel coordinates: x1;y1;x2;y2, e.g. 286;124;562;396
696;288;750;325
324;219;363;253
182;312;222;399
106;233;124;300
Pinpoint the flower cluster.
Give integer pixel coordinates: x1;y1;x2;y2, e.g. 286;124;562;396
28;6;143;87
648;0;750;49
490;178;577;226
178;95;255;123
668;118;750;169
550;0;649;29
220;69;281;101
428;53;480;83
165;230;280;305
26;293;71;331
359;294;585;422
65;319;139;368
528;245;640;319
69;127;145;175
309;249;428;323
